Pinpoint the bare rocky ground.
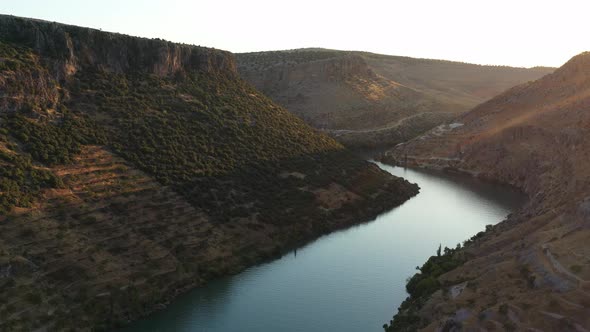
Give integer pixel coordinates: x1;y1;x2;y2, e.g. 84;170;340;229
382;52;590;331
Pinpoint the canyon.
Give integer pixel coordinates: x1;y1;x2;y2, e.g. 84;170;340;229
0;16;418;331
1;12;588;332
237;49;552;149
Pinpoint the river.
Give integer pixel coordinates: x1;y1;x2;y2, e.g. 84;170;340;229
121;162;525;332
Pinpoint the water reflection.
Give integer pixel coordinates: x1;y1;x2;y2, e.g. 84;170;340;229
121;163;525;332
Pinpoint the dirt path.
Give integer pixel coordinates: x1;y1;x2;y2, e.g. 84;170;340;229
542;244;586;283
323;112;452;135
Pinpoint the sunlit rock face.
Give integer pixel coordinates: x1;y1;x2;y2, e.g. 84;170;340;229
0;14;237;79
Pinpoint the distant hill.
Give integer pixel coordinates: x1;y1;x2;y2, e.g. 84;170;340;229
0;15;418;331
382;52;590;331
237;49;553;149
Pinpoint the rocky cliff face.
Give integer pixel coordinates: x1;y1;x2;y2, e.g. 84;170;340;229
0;15;236;81
0;14;237;113
240;54;375;91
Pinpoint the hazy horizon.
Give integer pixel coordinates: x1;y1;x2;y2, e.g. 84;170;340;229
1;0;588;68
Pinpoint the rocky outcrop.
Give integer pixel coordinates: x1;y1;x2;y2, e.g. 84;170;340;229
0;14;237;81
240;54;375;91
0;14;237;113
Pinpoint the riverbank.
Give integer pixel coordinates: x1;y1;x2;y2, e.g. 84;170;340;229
103;163;420;330
381;161;589;330
120;163;523;332
379;54;590;329
377;157;534;331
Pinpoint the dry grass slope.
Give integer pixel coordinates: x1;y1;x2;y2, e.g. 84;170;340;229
382;51;590;331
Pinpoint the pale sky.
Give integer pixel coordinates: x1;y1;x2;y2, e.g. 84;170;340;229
1;0;588;68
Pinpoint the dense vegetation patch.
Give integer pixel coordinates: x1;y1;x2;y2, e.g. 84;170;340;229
65;68;383;225
0;146;61;214
69;69;341;177
0;41;38;72
383;245;465;332
0;39;404;229
237;48;348;70
0;110;106;213
7;112;105;165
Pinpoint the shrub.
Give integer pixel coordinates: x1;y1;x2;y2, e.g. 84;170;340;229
25;291;42;305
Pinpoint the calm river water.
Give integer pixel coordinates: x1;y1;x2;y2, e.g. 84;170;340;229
121;162;525;332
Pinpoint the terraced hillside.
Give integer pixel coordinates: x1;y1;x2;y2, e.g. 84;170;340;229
237;49;553;149
0;16;418;331
382;52;590;331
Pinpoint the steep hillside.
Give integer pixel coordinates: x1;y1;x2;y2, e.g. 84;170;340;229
382;52;590;331
362;52;554;109
237;49;552;149
0;16;418;331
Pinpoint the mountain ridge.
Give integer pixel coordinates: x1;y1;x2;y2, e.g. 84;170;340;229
0;16;419;331
382;51;590;331
243;47;554;69
236;48;553;149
